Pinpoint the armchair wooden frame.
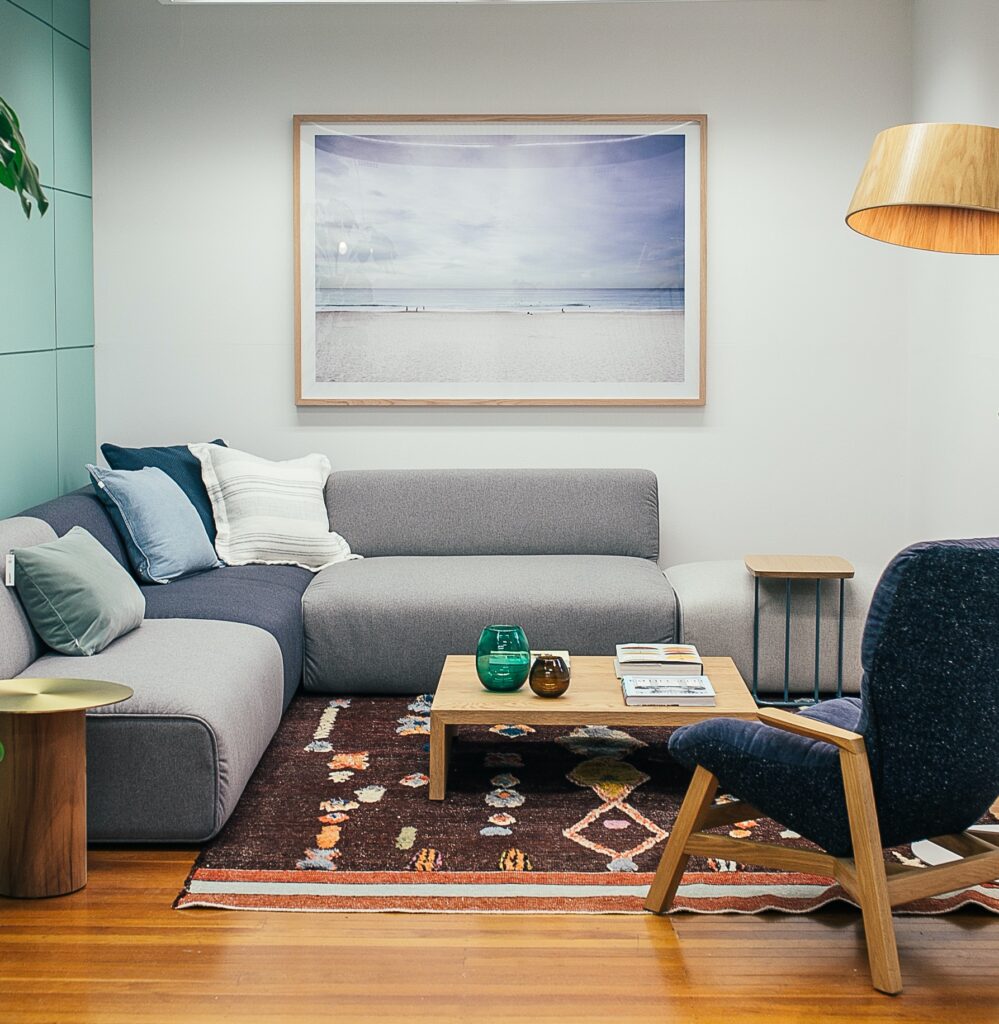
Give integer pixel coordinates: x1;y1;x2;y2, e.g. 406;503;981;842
644;708;999;995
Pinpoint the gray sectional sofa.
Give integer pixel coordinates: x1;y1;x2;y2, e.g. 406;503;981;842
2;465;875;843
2;468;677;842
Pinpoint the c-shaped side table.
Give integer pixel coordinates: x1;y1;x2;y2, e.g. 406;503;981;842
0;678;132;898
744;555;855;707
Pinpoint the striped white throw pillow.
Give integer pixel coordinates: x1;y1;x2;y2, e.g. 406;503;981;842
188;444;358;571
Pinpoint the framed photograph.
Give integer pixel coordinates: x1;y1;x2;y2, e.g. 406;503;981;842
294;115;706;406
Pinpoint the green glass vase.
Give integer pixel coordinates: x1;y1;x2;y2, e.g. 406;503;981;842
476;625;531;692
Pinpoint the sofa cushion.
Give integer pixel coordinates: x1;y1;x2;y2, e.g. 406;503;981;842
21;618;284;842
23;488;130;568
0;516;57;677
141;564;312;707
303;554;676;693
325;469;660;559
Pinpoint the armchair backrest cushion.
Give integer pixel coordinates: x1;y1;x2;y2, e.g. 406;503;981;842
324;468;660;559
860;538;999;847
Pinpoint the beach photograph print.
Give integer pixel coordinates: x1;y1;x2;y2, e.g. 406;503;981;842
295;116;705;405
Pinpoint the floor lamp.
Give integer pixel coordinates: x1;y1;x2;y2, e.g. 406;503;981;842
846;122;999;253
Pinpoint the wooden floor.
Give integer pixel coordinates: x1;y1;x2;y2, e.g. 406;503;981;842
2;848;998;1022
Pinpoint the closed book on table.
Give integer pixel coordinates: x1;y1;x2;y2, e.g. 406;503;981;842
621;675;716;707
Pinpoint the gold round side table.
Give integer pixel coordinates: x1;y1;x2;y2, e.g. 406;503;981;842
0;678;132;899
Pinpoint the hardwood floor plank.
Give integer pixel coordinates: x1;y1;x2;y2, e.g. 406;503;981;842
1;848;997;1021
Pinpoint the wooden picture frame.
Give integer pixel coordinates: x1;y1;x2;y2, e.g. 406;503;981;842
294;114;707;406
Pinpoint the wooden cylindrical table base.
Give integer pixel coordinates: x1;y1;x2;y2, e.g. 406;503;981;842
0;709;88;898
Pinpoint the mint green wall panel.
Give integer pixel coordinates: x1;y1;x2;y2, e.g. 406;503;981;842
0;185;56;353
0;0;93;514
0;1;55;187
9;1;53;23
56;346;95;492
52;0;88;46
54;190;93;348
0;351;58;517
53;32;91;196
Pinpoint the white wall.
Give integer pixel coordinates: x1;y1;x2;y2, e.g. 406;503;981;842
91;0;914;565
907;0;999;540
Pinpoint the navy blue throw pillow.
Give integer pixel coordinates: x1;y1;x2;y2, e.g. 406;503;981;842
101;439;227;543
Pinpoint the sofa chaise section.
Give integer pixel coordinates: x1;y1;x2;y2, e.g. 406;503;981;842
2;514;287;842
23;618;283;842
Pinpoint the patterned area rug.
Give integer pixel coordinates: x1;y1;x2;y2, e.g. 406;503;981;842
175;695;999;914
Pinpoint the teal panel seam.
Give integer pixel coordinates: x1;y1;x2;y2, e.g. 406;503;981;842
52;17;60;491
5;1;90;49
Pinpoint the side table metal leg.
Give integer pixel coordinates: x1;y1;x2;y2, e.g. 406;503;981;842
752;575;761;702
837;577;846;699
783;579;791;704
813;579;822;704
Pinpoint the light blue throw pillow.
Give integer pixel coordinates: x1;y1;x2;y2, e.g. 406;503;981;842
87;465;222;584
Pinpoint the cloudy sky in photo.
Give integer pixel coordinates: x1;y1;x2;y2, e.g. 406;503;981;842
313;131;686;292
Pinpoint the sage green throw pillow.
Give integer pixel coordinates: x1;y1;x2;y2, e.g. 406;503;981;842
11;526;145;656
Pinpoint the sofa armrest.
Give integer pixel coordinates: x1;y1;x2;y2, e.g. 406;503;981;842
664;559;879;698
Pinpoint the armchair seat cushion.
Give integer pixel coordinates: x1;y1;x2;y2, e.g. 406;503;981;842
668;698;863;856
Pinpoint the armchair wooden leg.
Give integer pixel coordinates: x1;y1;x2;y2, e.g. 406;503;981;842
645;766;718;914
840;750;903;996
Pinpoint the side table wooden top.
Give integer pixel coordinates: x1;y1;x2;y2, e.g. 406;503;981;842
744;555;855;580
0;678;133;715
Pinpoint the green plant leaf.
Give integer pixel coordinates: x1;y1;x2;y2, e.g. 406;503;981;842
0;95;49;219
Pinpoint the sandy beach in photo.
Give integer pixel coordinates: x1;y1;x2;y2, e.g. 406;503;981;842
314;310;685;384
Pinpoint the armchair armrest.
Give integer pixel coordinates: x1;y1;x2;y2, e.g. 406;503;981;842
757;708;866;755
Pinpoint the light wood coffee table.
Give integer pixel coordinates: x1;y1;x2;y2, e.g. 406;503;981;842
428;655;756;800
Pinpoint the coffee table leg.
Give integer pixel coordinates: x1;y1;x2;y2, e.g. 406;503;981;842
429;718;454;801
0;709;88;898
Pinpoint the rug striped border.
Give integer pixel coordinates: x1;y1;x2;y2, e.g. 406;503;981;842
175;869;999;914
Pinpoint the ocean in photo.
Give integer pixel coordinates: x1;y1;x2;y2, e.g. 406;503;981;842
316;287;685;313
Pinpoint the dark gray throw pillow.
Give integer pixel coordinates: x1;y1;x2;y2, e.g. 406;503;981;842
10;526;145;656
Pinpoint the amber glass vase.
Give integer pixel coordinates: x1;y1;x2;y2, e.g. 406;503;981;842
528;655;571;698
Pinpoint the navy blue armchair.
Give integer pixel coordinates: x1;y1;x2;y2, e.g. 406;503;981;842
645;539;999;995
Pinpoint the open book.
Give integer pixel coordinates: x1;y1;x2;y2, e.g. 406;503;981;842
614;643;704;677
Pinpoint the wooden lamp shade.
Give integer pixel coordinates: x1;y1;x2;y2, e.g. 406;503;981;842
846;123;999;254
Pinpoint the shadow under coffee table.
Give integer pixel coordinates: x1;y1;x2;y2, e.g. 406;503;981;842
428;655;757;800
